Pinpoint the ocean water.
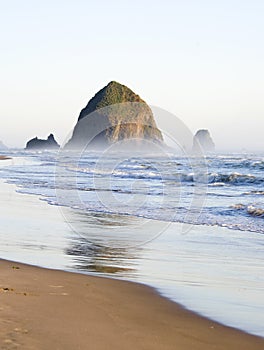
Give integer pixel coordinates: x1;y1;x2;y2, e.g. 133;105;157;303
2;149;264;233
0;149;263;337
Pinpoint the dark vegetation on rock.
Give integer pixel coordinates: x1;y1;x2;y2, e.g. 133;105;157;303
65;81;163;149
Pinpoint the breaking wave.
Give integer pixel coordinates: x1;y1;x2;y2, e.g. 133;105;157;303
231;204;264;218
1;151;264;234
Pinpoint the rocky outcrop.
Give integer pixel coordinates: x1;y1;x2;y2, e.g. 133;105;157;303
0;140;8;150
65;81;163;149
26;134;60;150
193;129;215;153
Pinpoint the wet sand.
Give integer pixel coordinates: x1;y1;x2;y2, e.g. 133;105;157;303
0;259;263;350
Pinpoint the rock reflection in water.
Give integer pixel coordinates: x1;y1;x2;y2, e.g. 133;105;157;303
65;210;145;276
66;239;137;275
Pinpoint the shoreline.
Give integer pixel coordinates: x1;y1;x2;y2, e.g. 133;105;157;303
0;156;264;344
1;258;263;350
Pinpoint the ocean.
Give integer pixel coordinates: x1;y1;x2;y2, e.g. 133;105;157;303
0;149;263;337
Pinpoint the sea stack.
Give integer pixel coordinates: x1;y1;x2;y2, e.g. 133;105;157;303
26;134;60;150
0;140;8;150
193;129;215;153
65;81;163;149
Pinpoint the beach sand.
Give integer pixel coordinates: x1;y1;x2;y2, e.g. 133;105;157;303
0;156;11;160
0;259;263;350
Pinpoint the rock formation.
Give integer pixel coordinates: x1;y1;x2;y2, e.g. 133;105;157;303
0;140;8;150
26;134;60;150
65;81;163;149
192;129;215;153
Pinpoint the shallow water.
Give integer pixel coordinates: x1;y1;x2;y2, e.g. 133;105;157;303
0;176;263;337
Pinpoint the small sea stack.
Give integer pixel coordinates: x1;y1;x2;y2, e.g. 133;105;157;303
0;140;8;150
26;134;60;150
192;129;215;153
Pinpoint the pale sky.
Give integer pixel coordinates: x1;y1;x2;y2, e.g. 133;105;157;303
0;0;263;151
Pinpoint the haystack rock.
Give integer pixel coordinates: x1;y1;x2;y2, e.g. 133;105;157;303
193;129;215;153
26;134;60;150
65;81;163;149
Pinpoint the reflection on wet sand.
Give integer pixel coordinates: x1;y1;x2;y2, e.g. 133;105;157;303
65;210;144;275
66;238;138;274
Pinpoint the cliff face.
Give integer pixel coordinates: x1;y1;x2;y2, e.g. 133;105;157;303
193;129;215;153
65;81;163;149
26;134;60;150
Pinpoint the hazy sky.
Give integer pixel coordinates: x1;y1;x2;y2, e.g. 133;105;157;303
0;0;263;151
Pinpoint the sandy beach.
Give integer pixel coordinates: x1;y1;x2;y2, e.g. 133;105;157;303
0;259;263;350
